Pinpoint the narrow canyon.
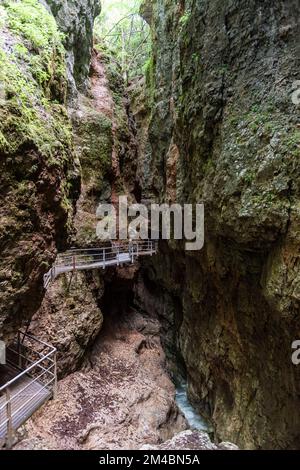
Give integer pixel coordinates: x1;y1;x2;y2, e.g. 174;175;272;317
0;0;300;451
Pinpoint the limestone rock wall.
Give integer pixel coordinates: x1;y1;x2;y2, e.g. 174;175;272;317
45;0;101;96
32;45;142;374
139;0;300;449
0;0;103;341
0;0;81;340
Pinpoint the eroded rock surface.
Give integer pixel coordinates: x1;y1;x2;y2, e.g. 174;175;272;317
141;430;239;451
0;0;80;341
29;271;104;378
138;0;300;449
16;309;187;450
31;44;144;375
45;0;101;95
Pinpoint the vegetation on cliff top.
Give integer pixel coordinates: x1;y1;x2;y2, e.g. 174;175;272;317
95;0;151;82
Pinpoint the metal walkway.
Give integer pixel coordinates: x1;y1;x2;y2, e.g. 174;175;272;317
0;332;57;448
44;240;157;289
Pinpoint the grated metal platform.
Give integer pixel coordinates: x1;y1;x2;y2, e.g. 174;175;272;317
0;363;51;440
0;332;56;448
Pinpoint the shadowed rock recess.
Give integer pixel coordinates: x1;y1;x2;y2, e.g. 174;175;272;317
0;0;299;451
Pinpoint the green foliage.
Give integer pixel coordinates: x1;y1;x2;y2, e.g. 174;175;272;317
179;13;190;26
94;0;151;82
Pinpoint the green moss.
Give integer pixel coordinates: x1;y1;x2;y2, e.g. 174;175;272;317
243;171;255;185
0;6;7;28
0;0;69;159
281;130;300;156
73;104;113;188
251;191;277;207
13;42;28;58
202;158;214;174
5;0;60;48
4;0;66;93
226;104;299;159
179;13;190;26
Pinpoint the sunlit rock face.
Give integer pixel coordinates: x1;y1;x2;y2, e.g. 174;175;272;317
45;0;101;95
138;0;300;449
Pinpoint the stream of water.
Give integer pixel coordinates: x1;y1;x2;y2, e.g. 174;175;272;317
175;381;210;432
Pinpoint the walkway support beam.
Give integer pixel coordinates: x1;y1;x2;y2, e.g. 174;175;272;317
5;389;13;449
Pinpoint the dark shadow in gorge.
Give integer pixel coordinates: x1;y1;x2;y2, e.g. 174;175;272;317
98;260;186;378
99;267;137;335
136;264;187;379
94;258;209;438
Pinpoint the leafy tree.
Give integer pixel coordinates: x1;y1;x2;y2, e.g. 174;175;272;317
95;0;151;83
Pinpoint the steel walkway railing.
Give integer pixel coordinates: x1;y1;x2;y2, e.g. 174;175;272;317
0;331;57;449
43;240;157;289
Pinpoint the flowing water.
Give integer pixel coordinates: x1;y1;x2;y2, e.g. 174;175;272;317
175;380;211;432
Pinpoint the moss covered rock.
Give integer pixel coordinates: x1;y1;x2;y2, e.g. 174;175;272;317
0;0;80;339
139;0;300;450
45;0;101;96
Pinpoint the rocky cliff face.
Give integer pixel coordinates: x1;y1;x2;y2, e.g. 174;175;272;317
45;0;101;96
0;0;105;344
16;307;187;450
31;44;141;375
0;0;193;453
0;0;80;341
139;0;300;449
